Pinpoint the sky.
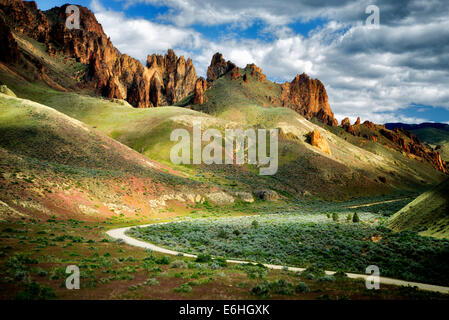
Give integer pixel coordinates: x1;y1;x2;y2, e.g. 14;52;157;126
34;0;449;124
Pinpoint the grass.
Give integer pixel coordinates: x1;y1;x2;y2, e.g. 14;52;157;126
1;217;447;300
128;212;449;286
388;179;449;239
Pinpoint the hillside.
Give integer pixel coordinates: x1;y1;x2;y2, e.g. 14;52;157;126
388;179;449;239
386;123;449;161
0;91;209;221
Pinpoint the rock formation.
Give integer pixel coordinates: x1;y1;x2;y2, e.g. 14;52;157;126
341;117;355;135
146;50;197;105
245;64;266;82
206;52;236;82
230;66;240;80
0;15;20;63
379;128;446;173
0;1;197;108
309;129;331;155
193;77;207;105
281;73;338;126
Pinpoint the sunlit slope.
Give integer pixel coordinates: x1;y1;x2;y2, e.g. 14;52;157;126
0;92;205;221
388;179;449;239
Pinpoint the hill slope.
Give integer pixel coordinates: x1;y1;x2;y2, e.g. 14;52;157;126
388;179;449;239
385;123;449;161
0;92;208;221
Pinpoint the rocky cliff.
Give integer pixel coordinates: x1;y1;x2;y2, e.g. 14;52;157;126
281;73;338;126
0;0;197;108
206;52;236;82
146;49;197;106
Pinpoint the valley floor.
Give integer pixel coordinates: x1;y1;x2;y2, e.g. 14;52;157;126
1;200;449;300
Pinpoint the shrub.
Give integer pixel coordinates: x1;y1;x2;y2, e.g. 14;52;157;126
251;282;271;298
318;275;335;282
295;282;310;293
334;271;347;278
145;278;159;286
251;220;259;228
174;283;192;293
269;279;294;295
217;228;228;239
195;253;212;263
155;256;170;265
213;258;228;268
303;264;326;278
15;282;56;300
171;260;188;269
332;213;339;222
353;212;360;223
346;214;352;222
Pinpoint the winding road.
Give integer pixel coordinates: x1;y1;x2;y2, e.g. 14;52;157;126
106;222;449;295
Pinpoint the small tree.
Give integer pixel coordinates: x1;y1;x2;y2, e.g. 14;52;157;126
252;220;259;229
332;212;339;222
353;212;360;223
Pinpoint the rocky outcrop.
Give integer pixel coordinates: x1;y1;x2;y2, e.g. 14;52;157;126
146;49;197;105
379;128;446;173
281;73;338;126
309;129;331;155
235;192;254;203
341;117;355;135
0;15;20;63
193;77;207;105
355;117;361;126
230;66;240;80
0;0;49;43
245;64;266;82
206;52;236;82
0;1;197;108
206;192;235;205
255;190;279;201
0;85;16;96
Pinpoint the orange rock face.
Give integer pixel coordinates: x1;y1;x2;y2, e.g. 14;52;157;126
1;1;197;108
281;73;338;126
146;49;198;106
379;128;446;173
309;129;331;155
245;64;266;82
341;117;355;135
193;77;207;105
206;52;236;82
230;67;240;80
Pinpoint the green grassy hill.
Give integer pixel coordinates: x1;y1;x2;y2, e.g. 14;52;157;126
388;179;449;239
411;127;449;161
0;92;204;222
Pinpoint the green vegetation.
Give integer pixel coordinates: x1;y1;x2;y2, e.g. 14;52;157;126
389;179;449;239
128;213;449;286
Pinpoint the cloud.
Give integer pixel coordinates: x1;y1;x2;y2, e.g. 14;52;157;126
91;0;202;59
91;0;449;124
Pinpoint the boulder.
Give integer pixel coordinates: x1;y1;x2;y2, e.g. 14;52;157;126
0;85;16;97
235;192;254;203
254;190;279;201
206;192;235;205
309;129;331;155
